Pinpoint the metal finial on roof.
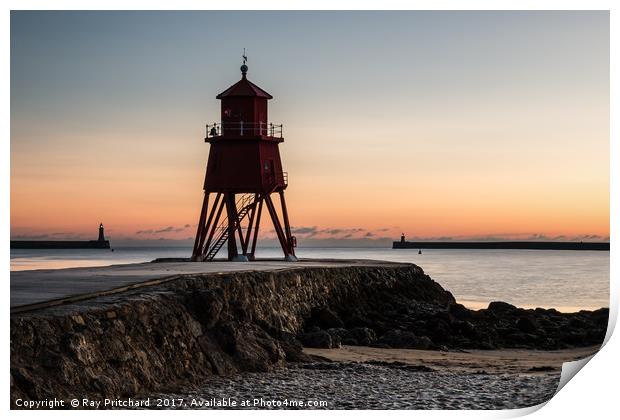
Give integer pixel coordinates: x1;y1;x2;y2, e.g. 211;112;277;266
240;48;248;77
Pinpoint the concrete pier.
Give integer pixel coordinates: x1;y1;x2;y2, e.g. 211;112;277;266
10;259;406;310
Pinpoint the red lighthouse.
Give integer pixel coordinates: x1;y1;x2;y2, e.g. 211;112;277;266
191;56;297;262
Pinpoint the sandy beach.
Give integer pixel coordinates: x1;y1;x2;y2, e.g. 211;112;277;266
303;345;600;375
143;346;600;410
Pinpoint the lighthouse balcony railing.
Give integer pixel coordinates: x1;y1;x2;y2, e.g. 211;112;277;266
205;122;283;139
279;171;288;187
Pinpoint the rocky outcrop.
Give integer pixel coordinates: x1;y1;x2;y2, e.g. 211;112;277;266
302;299;608;352
10;264;608;406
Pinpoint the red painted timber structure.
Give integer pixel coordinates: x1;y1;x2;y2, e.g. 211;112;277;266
191;56;297;261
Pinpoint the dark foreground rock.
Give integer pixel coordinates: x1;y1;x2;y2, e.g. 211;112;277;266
10;264;608;407
305;302;608;352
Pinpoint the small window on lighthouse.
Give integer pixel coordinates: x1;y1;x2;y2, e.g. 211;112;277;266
264;162;269;172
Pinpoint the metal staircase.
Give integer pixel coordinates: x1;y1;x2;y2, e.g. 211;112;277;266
204;194;256;261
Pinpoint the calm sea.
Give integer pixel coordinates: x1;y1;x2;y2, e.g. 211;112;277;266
10;247;609;312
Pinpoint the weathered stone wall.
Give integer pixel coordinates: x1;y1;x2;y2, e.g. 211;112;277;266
10;265;449;403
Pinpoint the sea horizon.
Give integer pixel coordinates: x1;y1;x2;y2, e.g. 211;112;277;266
10;246;609;313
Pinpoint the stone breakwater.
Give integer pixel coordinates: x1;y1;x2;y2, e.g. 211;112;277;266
10;264;608;406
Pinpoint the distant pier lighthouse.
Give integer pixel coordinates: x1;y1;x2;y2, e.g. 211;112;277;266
98;223;106;242
192;55;297;262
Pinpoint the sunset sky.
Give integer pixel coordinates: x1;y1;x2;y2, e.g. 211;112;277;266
10;11;609;245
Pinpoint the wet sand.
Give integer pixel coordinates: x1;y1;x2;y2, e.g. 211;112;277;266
145;346;600;410
303;345;600;375
151;363;561;410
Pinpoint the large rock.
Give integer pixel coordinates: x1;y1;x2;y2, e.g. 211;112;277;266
300;330;339;349
342;327;377;346
487;301;518;314
378;330;434;350
516;316;539;333
308;307;344;329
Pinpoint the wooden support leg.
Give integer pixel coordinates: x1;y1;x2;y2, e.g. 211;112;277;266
250;198;263;260
204;195;225;260
264;194;289;257
199;192;221;256
242;194;259;255
225;193;239;260
278;190;295;256
192;193;209;260
235;204;245;251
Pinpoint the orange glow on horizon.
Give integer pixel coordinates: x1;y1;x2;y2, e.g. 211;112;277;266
10;12;609;243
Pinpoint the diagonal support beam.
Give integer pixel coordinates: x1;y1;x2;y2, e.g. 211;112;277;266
250;197;263;259
192;193;210;260
264;194;289;257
